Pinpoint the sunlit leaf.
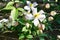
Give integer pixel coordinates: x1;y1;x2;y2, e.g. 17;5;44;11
26;35;33;38
17;8;25;12
11;8;18;21
6;2;14;7
22;27;28;32
19;34;25;39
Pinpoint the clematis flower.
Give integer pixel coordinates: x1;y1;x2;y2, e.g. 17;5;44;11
24;11;34;20
32;8;46;26
24;1;38;11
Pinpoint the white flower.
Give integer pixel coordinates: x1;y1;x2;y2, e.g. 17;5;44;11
2;19;9;23
24;1;38;11
25;12;34;20
32;18;39;26
32;8;46;26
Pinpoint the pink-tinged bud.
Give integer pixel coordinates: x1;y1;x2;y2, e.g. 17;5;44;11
45;3;50;9
50;11;57;16
26;23;30;28
48;16;54;21
12;21;19;26
38;24;45;30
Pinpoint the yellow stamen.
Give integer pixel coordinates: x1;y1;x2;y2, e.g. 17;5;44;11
30;3;33;7
34;13;40;18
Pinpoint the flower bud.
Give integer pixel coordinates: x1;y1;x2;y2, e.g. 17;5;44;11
48;16;54;21
50;11;57;16
45;3;50;9
38;24;45;30
26;23;30;28
12;21;19;26
39;30;43;33
57;35;60;39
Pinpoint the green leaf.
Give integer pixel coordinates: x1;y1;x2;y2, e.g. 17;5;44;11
37;30;40;35
17;8;25;12
6;2;14;7
15;0;19;2
2;2;14;10
19;34;25;39
26;35;33;38
22;27;28;32
11;8;18;21
0;23;4;28
21;0;26;3
40;37;45;40
3;6;14;10
40;33;47;37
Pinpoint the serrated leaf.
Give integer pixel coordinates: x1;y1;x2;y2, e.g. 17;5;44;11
26;35;33;38
11;8;18;21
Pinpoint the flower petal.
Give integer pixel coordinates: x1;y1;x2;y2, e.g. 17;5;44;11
24;6;30;10
0;20;3;23
33;2;38;7
2;19;9;23
26;1;31;5
32;8;37;14
38;10;45;14
25;14;33;20
32;18;39;26
39;15;46;22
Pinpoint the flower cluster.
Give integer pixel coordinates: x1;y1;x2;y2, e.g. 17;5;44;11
24;1;46;33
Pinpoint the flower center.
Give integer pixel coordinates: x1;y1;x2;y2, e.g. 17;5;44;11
30;3;33;7
34;13;40;18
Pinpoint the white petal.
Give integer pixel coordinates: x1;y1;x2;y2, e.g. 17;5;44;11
24;6;30;10
26;1;31;5
33;2;38;7
0;20;3;23
32;8;37;14
39;15;46;22
25;14;33;20
38;10;45;14
32;19;39;26
2;19;9;22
